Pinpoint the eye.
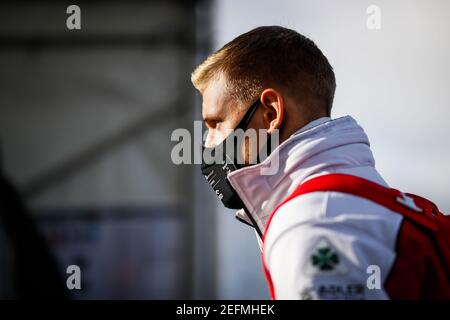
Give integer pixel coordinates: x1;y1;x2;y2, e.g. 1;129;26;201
204;119;219;129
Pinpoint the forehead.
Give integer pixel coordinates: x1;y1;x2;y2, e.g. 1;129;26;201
201;75;231;119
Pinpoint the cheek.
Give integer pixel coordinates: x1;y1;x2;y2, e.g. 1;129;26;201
205;128;229;148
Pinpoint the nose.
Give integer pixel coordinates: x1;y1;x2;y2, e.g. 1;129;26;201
204;129;228;148
204;130;217;148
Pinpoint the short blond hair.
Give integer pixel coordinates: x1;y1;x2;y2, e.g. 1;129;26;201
191;26;336;115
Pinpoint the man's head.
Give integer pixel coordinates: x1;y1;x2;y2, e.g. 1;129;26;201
192;25;336;159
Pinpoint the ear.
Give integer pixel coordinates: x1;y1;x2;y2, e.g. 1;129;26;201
260;88;284;134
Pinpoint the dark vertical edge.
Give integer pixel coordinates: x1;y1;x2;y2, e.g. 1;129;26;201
191;0;217;299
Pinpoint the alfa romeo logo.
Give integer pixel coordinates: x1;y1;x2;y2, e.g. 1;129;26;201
311;247;340;271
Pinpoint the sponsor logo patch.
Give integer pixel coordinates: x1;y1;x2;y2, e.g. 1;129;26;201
305;238;348;276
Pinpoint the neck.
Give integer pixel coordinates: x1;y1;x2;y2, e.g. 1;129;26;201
278;111;329;145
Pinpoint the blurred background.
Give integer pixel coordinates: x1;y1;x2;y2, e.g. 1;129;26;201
0;0;449;299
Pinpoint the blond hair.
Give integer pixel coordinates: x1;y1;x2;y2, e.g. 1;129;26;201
191;26;336;115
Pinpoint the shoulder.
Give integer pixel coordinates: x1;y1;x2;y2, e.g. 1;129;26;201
263;190;403;299
264;189;403;255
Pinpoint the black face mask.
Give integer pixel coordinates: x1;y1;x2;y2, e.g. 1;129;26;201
200;99;265;237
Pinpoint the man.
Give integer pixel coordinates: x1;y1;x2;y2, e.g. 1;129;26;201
191;26;450;299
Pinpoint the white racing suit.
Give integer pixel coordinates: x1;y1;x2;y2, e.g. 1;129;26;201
227;116;446;300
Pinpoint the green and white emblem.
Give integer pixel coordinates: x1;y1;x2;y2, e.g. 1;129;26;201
311;246;340;271
305;238;348;276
